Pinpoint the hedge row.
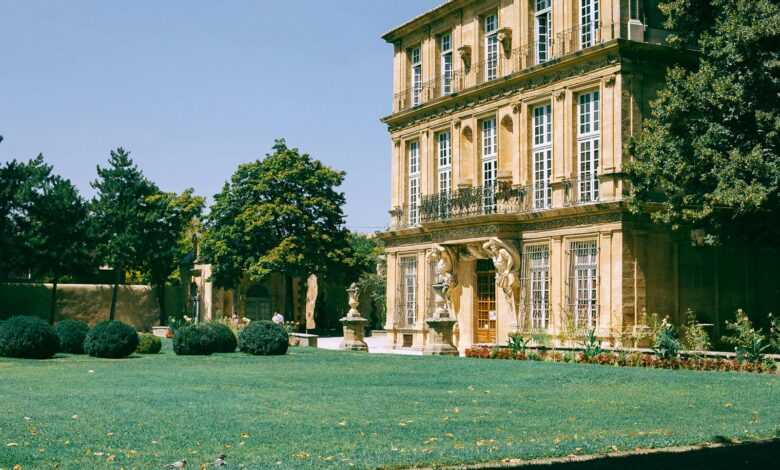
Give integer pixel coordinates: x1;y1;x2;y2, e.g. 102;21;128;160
465;347;779;374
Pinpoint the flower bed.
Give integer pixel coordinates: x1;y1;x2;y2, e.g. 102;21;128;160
464;346;779;374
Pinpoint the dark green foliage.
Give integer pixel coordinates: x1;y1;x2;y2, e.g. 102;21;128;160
581;328;602;361
91;149;159;320
206;322;237;353
201;139;351;289
83;320;139;358
653;319;682;360
173;323;220;356
0;315;60;359
54;319;89;354
238;321;288;356
723;309;771;363
136;333;162;354
627;0;780;243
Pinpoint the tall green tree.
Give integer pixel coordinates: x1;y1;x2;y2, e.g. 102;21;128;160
26;172;94;323
626;0;780;243
139;189;204;325
91;148;158;320
0;155;51;278
201;139;352;311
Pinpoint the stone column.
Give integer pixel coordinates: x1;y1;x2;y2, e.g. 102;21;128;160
340;283;368;352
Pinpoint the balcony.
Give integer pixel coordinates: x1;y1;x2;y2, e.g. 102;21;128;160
392;21;627;113
388;178;615;230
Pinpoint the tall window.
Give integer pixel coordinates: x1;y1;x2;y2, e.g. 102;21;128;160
532;103;552;210
526;245;550;331
437;131;452;219
440;32;453;96
484;13;499;82
481;118;497;213
580;0;600;49
410;46;422;107
408;141;420;226
400;256;418;326
577;91;600;202
535;0;552;64
570;240;598;330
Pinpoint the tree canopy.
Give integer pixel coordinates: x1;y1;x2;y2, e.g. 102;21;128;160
202;139;352;289
91;148;159;319
626;0;780;243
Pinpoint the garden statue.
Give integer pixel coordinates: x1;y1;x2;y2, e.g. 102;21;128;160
426;245;457;308
340;282;368;351
483;238;523;331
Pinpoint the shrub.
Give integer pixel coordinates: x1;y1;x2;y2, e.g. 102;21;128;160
0;316;60;359
238;320;288;356
55;319;89;354
507;334;528;355
722;309;771;364
206;322;237;353
653;316;681;360
83;321;139;358
173;323;220;355
580;329;602;361
681;309;711;352
136;333;162;354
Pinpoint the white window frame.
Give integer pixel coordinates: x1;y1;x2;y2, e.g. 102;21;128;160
410;46;422;107
484;13;499;82
535;0;552;64
408;141;420;226
437;131;452;219
577;91;600;203
580;0;600;49
526;244;551;331
400;256;418;327
570;240;598;330
440;32;453;96
481;118;497;213
532;103;552;210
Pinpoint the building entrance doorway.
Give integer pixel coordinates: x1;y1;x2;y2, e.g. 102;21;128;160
475;259;497;343
245;284;272;321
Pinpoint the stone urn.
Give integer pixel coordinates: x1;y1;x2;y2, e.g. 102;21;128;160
339;283;368;352
423;282;458;356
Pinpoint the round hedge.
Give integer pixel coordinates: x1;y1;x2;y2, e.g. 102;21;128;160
83;320;139;358
173;323;220;355
238;321;288;356
0;316;60;359
55;319;90;354
136;333;162;354
207;322;237;353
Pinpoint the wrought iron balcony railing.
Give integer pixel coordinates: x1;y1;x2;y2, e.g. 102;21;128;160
392;21;628;113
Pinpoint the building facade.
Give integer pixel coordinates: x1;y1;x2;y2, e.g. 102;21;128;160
377;0;734;353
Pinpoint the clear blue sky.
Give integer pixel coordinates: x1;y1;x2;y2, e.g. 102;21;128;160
0;0;441;232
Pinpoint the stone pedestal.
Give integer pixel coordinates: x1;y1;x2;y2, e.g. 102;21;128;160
423;282;458;356
340;317;368;351
339;282;368;352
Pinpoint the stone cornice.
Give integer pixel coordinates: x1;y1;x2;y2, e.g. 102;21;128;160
380;204;626;248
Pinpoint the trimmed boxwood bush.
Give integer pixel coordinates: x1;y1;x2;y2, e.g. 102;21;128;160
239;321;288;356
83;320;139;358
173;323;220;355
136;333;162;354
55;319;90;354
207;322;237;353
0;316;60;359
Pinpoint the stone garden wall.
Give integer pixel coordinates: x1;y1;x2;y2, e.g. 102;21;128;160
0;282;183;330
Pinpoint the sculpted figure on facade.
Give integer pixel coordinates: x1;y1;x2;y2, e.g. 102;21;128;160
482;239;518;297
426;245;457;289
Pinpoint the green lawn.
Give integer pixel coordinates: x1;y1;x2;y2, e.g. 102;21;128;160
1;344;779;470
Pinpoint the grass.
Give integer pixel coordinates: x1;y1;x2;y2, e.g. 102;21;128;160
1;343;779;469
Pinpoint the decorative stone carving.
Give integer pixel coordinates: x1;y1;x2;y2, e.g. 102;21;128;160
458;45;472;71
424;281;458;356
497;28;512;57
554;89;566;101
388;206;403;230
482;238;523;331
425;245;457;290
339;282;368;351
604;75;616;87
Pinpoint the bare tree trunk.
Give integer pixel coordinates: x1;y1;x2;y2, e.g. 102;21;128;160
48;279;58;325
157;282;167;326
109;268;121;321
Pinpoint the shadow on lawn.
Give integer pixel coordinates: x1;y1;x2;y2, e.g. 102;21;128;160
481;439;780;470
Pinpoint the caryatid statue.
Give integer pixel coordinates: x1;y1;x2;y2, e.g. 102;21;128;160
482;239;518;299
426;245;457;291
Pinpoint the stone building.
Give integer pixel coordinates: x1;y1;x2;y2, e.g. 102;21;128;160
377;0;779;353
